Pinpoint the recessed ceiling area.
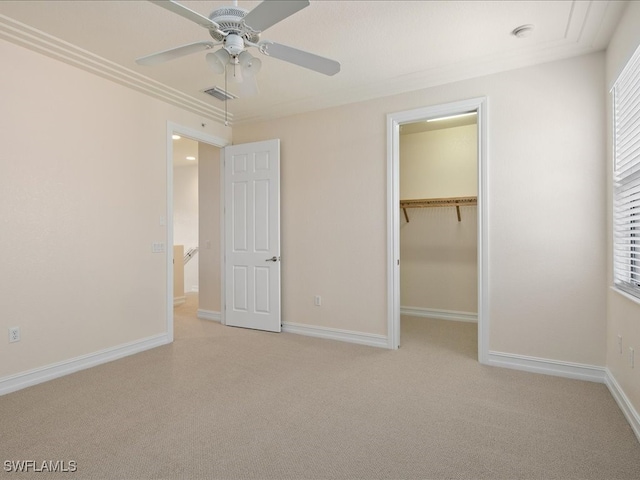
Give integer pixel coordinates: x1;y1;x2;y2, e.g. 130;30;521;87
0;1;628;124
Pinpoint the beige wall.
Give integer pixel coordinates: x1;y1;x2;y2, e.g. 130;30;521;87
400;125;478;312
173;245;185;301
173;164;199;293
0;39;230;379
605;1;640;414
0;17;616;394
234;103;389;335
197;143;222;314
234;51;607;366
400;206;477;312
400;124;478;199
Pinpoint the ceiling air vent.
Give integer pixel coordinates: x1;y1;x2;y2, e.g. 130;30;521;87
203;86;237;102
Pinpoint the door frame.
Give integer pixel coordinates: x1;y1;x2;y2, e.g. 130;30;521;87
386;97;489;364
165;122;229;342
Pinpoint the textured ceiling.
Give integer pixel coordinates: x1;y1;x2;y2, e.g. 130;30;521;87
0;1;628;125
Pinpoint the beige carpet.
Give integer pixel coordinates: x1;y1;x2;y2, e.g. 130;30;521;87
1;293;639;479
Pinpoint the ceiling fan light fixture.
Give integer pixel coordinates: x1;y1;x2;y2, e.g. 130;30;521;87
207;49;230;74
239;51;262;76
140;0;342;88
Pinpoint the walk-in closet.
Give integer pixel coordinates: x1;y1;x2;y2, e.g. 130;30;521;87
399;113;478;354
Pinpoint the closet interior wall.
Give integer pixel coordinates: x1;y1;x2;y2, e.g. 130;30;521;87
399;120;478;317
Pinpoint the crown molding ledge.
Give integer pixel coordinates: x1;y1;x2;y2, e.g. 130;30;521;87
0;14;230;125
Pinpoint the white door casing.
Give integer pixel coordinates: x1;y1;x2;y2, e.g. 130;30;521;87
387;98;488;362
224;139;281;332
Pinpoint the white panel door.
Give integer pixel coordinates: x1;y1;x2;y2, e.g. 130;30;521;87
224;139;280;332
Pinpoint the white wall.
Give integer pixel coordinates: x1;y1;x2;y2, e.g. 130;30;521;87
605;0;640;416
173;164;199;293
0;38;230;381
233;52;607;366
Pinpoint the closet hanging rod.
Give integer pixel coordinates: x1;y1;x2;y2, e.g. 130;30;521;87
400;196;477;223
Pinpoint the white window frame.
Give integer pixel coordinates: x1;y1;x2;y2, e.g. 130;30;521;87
612;44;640;301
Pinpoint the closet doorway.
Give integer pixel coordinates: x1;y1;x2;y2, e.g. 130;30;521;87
399;113;478;355
387;98;488;362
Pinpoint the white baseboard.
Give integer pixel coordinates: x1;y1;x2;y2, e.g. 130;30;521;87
605;368;640;442
484;352;640;443
190;286;199;293
0;333;170;396
197;309;221;322
401;306;478;323
488;351;606;383
174;296;186;307
282;322;387;348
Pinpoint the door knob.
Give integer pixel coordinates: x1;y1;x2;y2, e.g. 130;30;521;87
265;256;280;262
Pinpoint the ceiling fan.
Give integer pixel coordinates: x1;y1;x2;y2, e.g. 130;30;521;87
136;0;340;93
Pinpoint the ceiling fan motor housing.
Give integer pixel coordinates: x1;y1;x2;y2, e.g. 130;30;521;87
208;7;261;43
223;34;245;56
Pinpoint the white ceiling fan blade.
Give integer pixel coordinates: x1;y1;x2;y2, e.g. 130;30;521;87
149;0;221;31
136;41;215;66
262;42;340;76
243;0;309;33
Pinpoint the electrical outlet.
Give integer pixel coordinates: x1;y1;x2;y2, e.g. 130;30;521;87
314;295;321;306
618;334;623;354
629;347;635;369
8;327;20;343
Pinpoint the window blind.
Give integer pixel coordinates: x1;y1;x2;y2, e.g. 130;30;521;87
613;45;640;300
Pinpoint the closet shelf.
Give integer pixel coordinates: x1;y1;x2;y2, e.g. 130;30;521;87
400;196;477;223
